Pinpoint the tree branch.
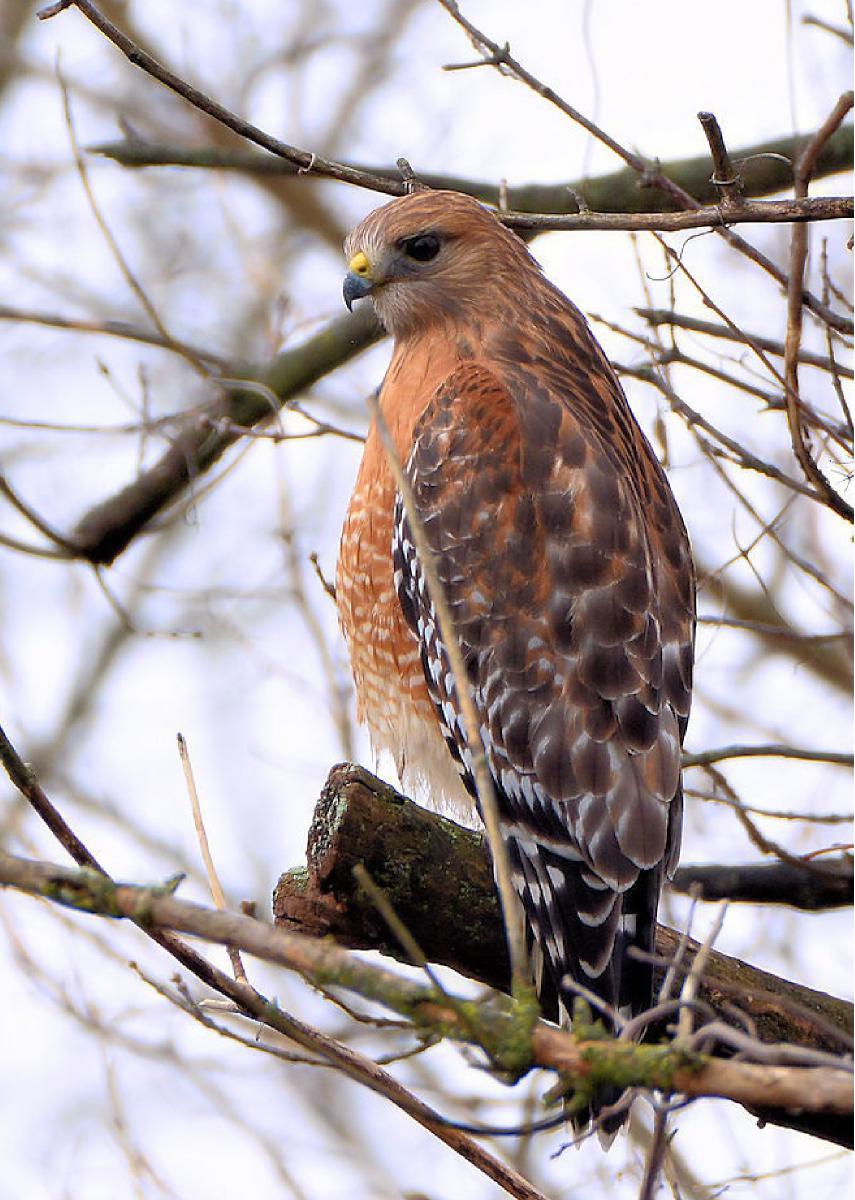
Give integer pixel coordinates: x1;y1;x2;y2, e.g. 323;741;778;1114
784;93;855;522
435;0;853;334
636;307;854;379
682;743;853;768
90;121;854;213
671;858;853;910
1;844;851;1144
496;196;852;232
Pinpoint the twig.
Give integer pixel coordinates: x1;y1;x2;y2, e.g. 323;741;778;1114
39;0;405;198
638;1110;671;1200
703;765;835;873
635;307;853;379
676;903;728;1042
396;156;426;194
697;111;745;206
58;71;210;381
687;787;852;825
308;552;337;601
820;240;855;436
633;369;823;503
277;484;355;761
647;232;854;523
367;397;530;990
0;474;83;556
696;614;851;643
656;892;700;1012
177;733;247;983
435;0;853;334
784;92;855;523
803;14;855;44
682;743;853;768
0;305;231;369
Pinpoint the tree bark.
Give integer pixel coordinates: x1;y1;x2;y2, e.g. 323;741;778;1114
671;859;852;910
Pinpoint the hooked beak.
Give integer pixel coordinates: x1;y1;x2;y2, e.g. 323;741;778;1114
343;250;375;311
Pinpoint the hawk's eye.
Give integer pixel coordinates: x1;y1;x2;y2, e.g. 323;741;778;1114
402;233;440;262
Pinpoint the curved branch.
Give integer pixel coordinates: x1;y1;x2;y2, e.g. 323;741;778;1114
682;743;853;768
784;93;855;522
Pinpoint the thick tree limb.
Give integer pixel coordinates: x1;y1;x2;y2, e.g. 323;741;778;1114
273;766;852;1050
273;764;854;1145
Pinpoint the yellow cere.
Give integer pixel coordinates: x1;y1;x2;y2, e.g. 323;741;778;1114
348;251;372;277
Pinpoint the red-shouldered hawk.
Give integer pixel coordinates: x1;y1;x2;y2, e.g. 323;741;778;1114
336;190;695;1134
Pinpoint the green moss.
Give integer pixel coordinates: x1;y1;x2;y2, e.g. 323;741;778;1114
578;1040;702;1092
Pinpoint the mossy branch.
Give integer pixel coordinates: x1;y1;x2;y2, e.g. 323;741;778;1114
0;845;850;1142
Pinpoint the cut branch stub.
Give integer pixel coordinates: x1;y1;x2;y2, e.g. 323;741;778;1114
280;764;509;988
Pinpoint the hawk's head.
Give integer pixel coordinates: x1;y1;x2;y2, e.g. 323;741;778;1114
343;190;534;338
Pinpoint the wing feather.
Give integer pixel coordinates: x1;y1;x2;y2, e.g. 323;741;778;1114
393;358;695;1029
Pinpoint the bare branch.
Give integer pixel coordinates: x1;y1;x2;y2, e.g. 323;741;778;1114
1;848;851;1127
636;307;854;379
784;93;855;522
38;0;406;197
0;304;231;369
670;859;853;910
435;0;853;333
683;743;853;768
498;196;853;233
90;121;855;214
697;111;745;206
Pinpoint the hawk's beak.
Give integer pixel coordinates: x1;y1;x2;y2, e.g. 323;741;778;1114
343;251;375;311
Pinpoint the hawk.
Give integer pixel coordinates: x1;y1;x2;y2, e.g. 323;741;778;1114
336;190;695;1132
